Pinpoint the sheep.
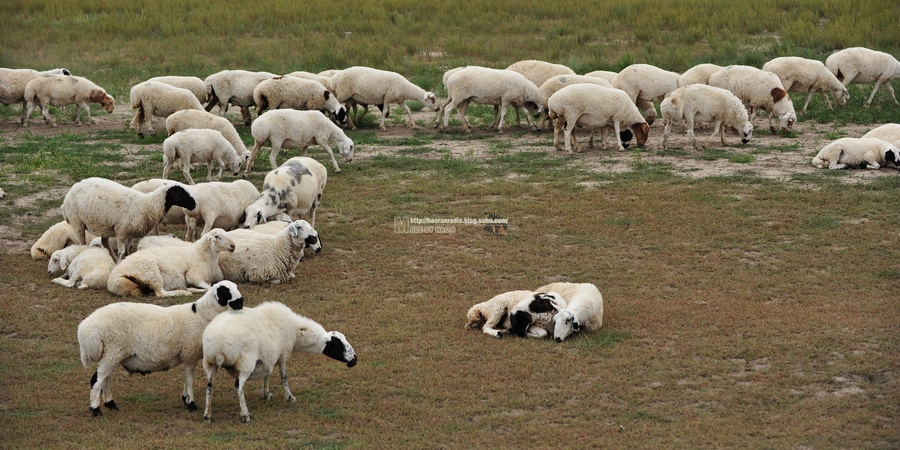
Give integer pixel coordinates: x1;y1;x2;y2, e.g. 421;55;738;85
129;80;204;137
465;290;535;338
317;69;341;78
811;138;900;170
47;237;102;275
51;245;116;290
181;179;260;241
22;74;115;127
252;76;347;125
62;177;197;262
31;220;99;260
505;60;576;126
245;109;352;175
547;84;649;152
584;70;618;83
826;47;900;107
439;66;544;134
218;220;322;284
165;109;251;161
201;301;357;423
162;128;250;185
243;157;324;228
677;63;723;87
249;220;290;235
285;71;333;91
130;178;190;232
330;66;437;131
762;57;849;112
538;74;614;131
612;64;681;125
708;65;797;134
507;293;569;339
862;123;900;143
136;234;189;251
204;69;279;125
148;75;208;104
0;67;70;119
77;280;244;417
433;66;467;129
536;282;604;342
106;228;235;297
660;84;753;149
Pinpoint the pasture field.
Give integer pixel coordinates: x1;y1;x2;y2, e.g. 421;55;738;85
1;1;899;449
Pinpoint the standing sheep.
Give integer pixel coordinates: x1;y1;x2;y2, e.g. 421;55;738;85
506;60;575;126
77;280;244;417
219;220;322;284
285;71;333;91
537;282;604;342
762;57;849;112
440;66;544;134
148;75;208;104
23;74;115;127
181;179;260;241
0;67;70;120
129;80;204;137
201;301;357;423
660;84;753;149
204;69;279;125
165;109;251;161
253;76;347;126
162;129;249;184
677;63;723;87
708;65;797;134
547;84;649;152
612;64;681;125
330;66;437;131
811;138;900;170
242;157;323;227
246;109;353;175
826;47;900;107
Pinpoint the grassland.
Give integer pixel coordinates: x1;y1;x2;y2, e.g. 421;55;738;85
1;1;899;449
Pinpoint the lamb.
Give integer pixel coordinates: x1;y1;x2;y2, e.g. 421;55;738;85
811;138;900;170
547;84;650;152
862;123;900;144
708;65;797;134
677;63;723;87
826;47;900;107
284;71;333;91
129;80;204;137
465;290;535;338
612;64;681;125
0;67;70;119
507;293;569;339
243;157;323;228
47;238;102;275
106;228;235;297
660;84;753;149
77;280;244;417
22;74;115;127
201;301;357;423
218;220;322;284
147;75;208;104
204;69;279;125
245;109;352;175
439;66;544;134
762;56;849;112
252;76;347;126
330;66;437;131
165;109;251;161
31;220;98;260
181;179;260;241
162;128;250;184
51;245;116;290
536;282;604;342
61;177;197;262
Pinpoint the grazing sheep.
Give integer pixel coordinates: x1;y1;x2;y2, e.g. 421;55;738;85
612;64;681;125
31;220;99;260
0;67;70;120
826;47;900;107
505;60;576;126
440;66;544;133
660;84;753;149
547;84;649;152
23;74;115;127
862;123;900;143
106;228;235;297
148;75;208;104
677;63;723;87
507;293;569;338
762;57;849;112
253;76;347;126
130;178;191;233
62;177;197;262
204;69;279;124
536;282;604;342
77;280;244;417
708;65;797;134
51;245;116;290
330;66;437;131
47;238;102;275
465;290;535;338
317;69;341;78
162;129;250;184
285;71;333;91
811;138;900;170
246;109;352;175
182;179;260;241
219;220;322;284
129;80;204;137
165;109;251;161
201;301;357;423
584;70;618;83
538;74;613;130
243;157;323;228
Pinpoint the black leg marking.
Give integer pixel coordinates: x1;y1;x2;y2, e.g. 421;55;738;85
91;407;102;417
104;400;118;410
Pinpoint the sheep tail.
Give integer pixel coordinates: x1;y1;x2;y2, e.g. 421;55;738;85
79;334;102;368
109;275;154;297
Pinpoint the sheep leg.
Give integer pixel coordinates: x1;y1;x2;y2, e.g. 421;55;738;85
40;104;57;127
244;139;265;176
883;81;898;105
865;80;884;107
52;276;78;288
261;377;273;400
518;105;539;132
552;116;564;151
708;120;724;146
279;361;296;402
526;326;548;338
481;307;510;338
209;161;220;182
379;103;389;131
401;102;418;129
269;141;282;170
240;106;252;126
564;119;578;153
237;376;252;423
598;127;609;150
79;102;93;125
613;121;626;151
23;101;37;126
801;91;816;113
182;365;198;411
496;103;509;134
434;97;452;128
662;119;672;150
88;361;118;416
182;158;196;185
202;365;217;422
344;102;357;130
316;139;342;173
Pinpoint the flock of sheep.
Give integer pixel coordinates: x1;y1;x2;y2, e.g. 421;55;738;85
3;44;899;423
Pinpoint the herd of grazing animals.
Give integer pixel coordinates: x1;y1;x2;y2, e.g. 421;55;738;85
4;45;899;422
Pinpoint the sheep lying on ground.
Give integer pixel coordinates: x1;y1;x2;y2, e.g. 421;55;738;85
62;177;196;262
708;65;797;134
536;282;604;342
106;228;235;297
660;84;753;149
465;290;535;338
253;76;347;126
246;109;353;174
826;47;900;107
547;84;649;152
243;157;323;228
182;179;260;241
248;220;290;235
52;245;116;290
165;109;250;161
47;238;102;275
31;220;98;260
330;66;437;130
204;70;279;124
507;293;569;338
219;220;322;284
162;129;249;184
77;280;244;416
612;64;680;125
129;80;204;137
201;301;357;423
148;75;208;104
762;56;849;112
0;67;70;120
811;138;900;170
440;66;544;133
23;74;115;127
862;123;900;143
677;63;722;87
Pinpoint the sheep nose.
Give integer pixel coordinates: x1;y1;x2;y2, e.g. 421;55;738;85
741;138;750;144
346;357;357;368
554;337;562;342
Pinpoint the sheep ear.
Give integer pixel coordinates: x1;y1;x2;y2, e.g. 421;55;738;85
215;284;232;306
289;224;301;238
323;90;331;100
191;303;197;313
770;88;787;103
573;318;582;332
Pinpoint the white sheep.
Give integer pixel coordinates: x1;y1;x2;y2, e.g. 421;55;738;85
612;64;681;125
47;238;102;275
243;157;324;228
330;66;437;131
51;245;116;290
708;65;797;134
547;84;650;152
219;220;322;284
317;69;341;78
77;280;244;417
285;71;333;91
465;290;535;338
248;220;291;235
811;137;900;170
165;109;251;160
22;74;115;127
538;74;614;131
660;84;753;149
129;80;204;137
762;57;849;112
584;70;618;83
826;47;900;107
246;109;352;175
862;123;900;143
0;67;70;119
507;293;569;339
505;60;576;126
31;220;99;260
252;76;347;126
204;69;279;125
162;129;249;184
182;179;260;241
136;234;189;251
147;75;208;104
130;178;191;233
62;177;197;262
536;282;604;342
201;301;357;423
677;63;723;87
107;228;235;297
440;66;544;134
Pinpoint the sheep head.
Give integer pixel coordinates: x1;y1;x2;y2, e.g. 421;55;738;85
553;309;580;342
288;220;322;254
321;331;358;368
90;90;115;113
205;229;236;254
339;138;355;163
882;144;900;169
630;122;650;147
164;185;196;213
210;280;244;311
739;121;754;144
242;204;266;228
836;88;850;107
422;92;438;110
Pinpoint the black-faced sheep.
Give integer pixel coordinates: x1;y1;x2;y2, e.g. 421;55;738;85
507;293;569;338
547;84;649;152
